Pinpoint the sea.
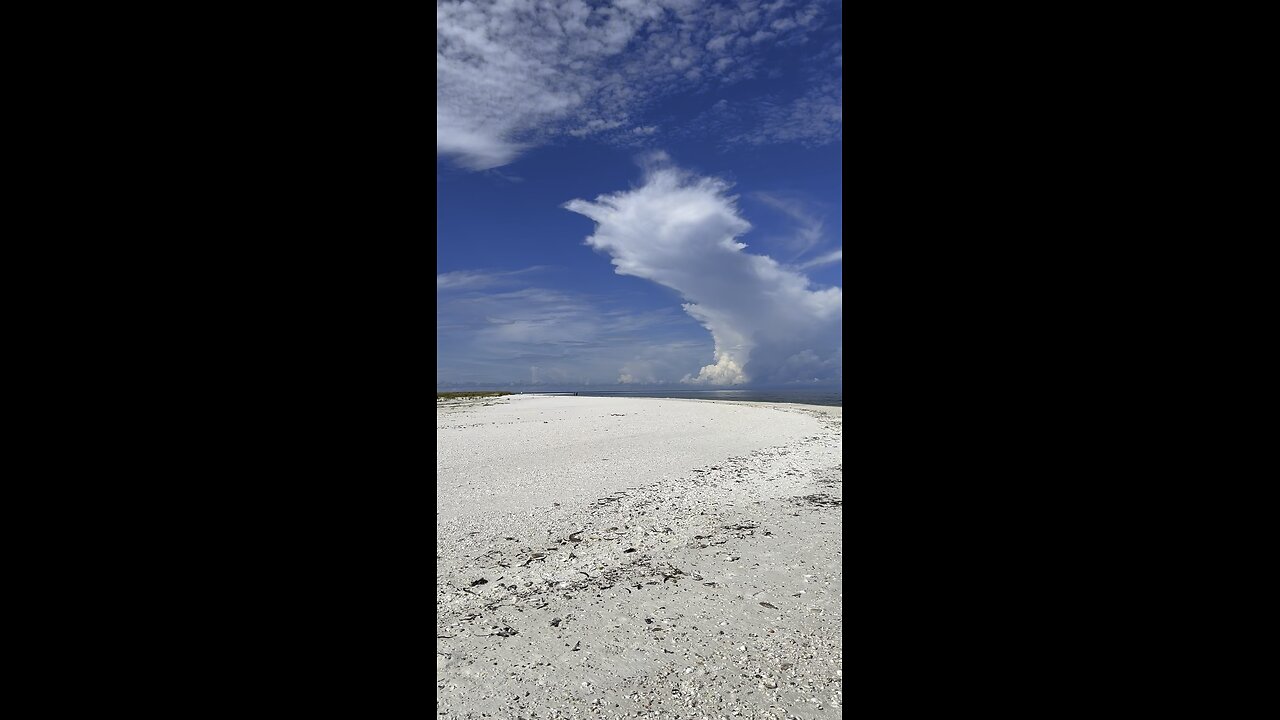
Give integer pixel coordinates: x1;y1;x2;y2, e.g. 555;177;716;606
514;388;842;407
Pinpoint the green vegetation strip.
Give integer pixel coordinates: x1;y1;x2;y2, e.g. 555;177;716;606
437;391;514;400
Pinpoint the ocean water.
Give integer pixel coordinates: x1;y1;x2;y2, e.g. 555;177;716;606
526;388;842;407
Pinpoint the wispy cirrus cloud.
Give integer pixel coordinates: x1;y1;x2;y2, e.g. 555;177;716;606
798;248;841;269
749;192;840;271
436;282;712;387
669;34;842;150
436;0;838;170
737;37;842;146
752;191;825;258
733;77;842;146
436;266;548;291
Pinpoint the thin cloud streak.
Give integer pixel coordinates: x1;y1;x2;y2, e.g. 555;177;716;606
437;266;549;291
798;248;841;269
436;281;712;386
752;192;826;258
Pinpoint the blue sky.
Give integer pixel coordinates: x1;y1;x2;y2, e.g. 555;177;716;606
438;0;841;389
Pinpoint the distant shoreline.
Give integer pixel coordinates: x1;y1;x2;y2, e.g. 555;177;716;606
539;390;840;407
438;389;842;407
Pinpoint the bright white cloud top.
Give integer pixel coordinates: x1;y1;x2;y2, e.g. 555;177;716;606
564;155;841;386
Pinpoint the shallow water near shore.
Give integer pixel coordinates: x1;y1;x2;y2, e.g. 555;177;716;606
519;389;842;407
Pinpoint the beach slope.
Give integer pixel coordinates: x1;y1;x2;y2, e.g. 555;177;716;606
437;395;842;718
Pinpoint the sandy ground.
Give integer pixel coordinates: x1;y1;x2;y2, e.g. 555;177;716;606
437;395;842;719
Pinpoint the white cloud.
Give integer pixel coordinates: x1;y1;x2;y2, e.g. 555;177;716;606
569;119;627;138
436;280;711;386
564;156;841;386
752;192;825;258
436;0;836;169
437;115;528;171
437;270;500;291
437;266;547;291
666;37;842;149
485;168;525;183
798;248;841;269
735;77;841;146
616;341;706;384
706;34;734;52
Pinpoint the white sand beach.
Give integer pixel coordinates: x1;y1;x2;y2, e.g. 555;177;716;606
436;394;843;719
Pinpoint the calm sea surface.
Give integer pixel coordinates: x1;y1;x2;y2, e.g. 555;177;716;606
531;389;842;407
